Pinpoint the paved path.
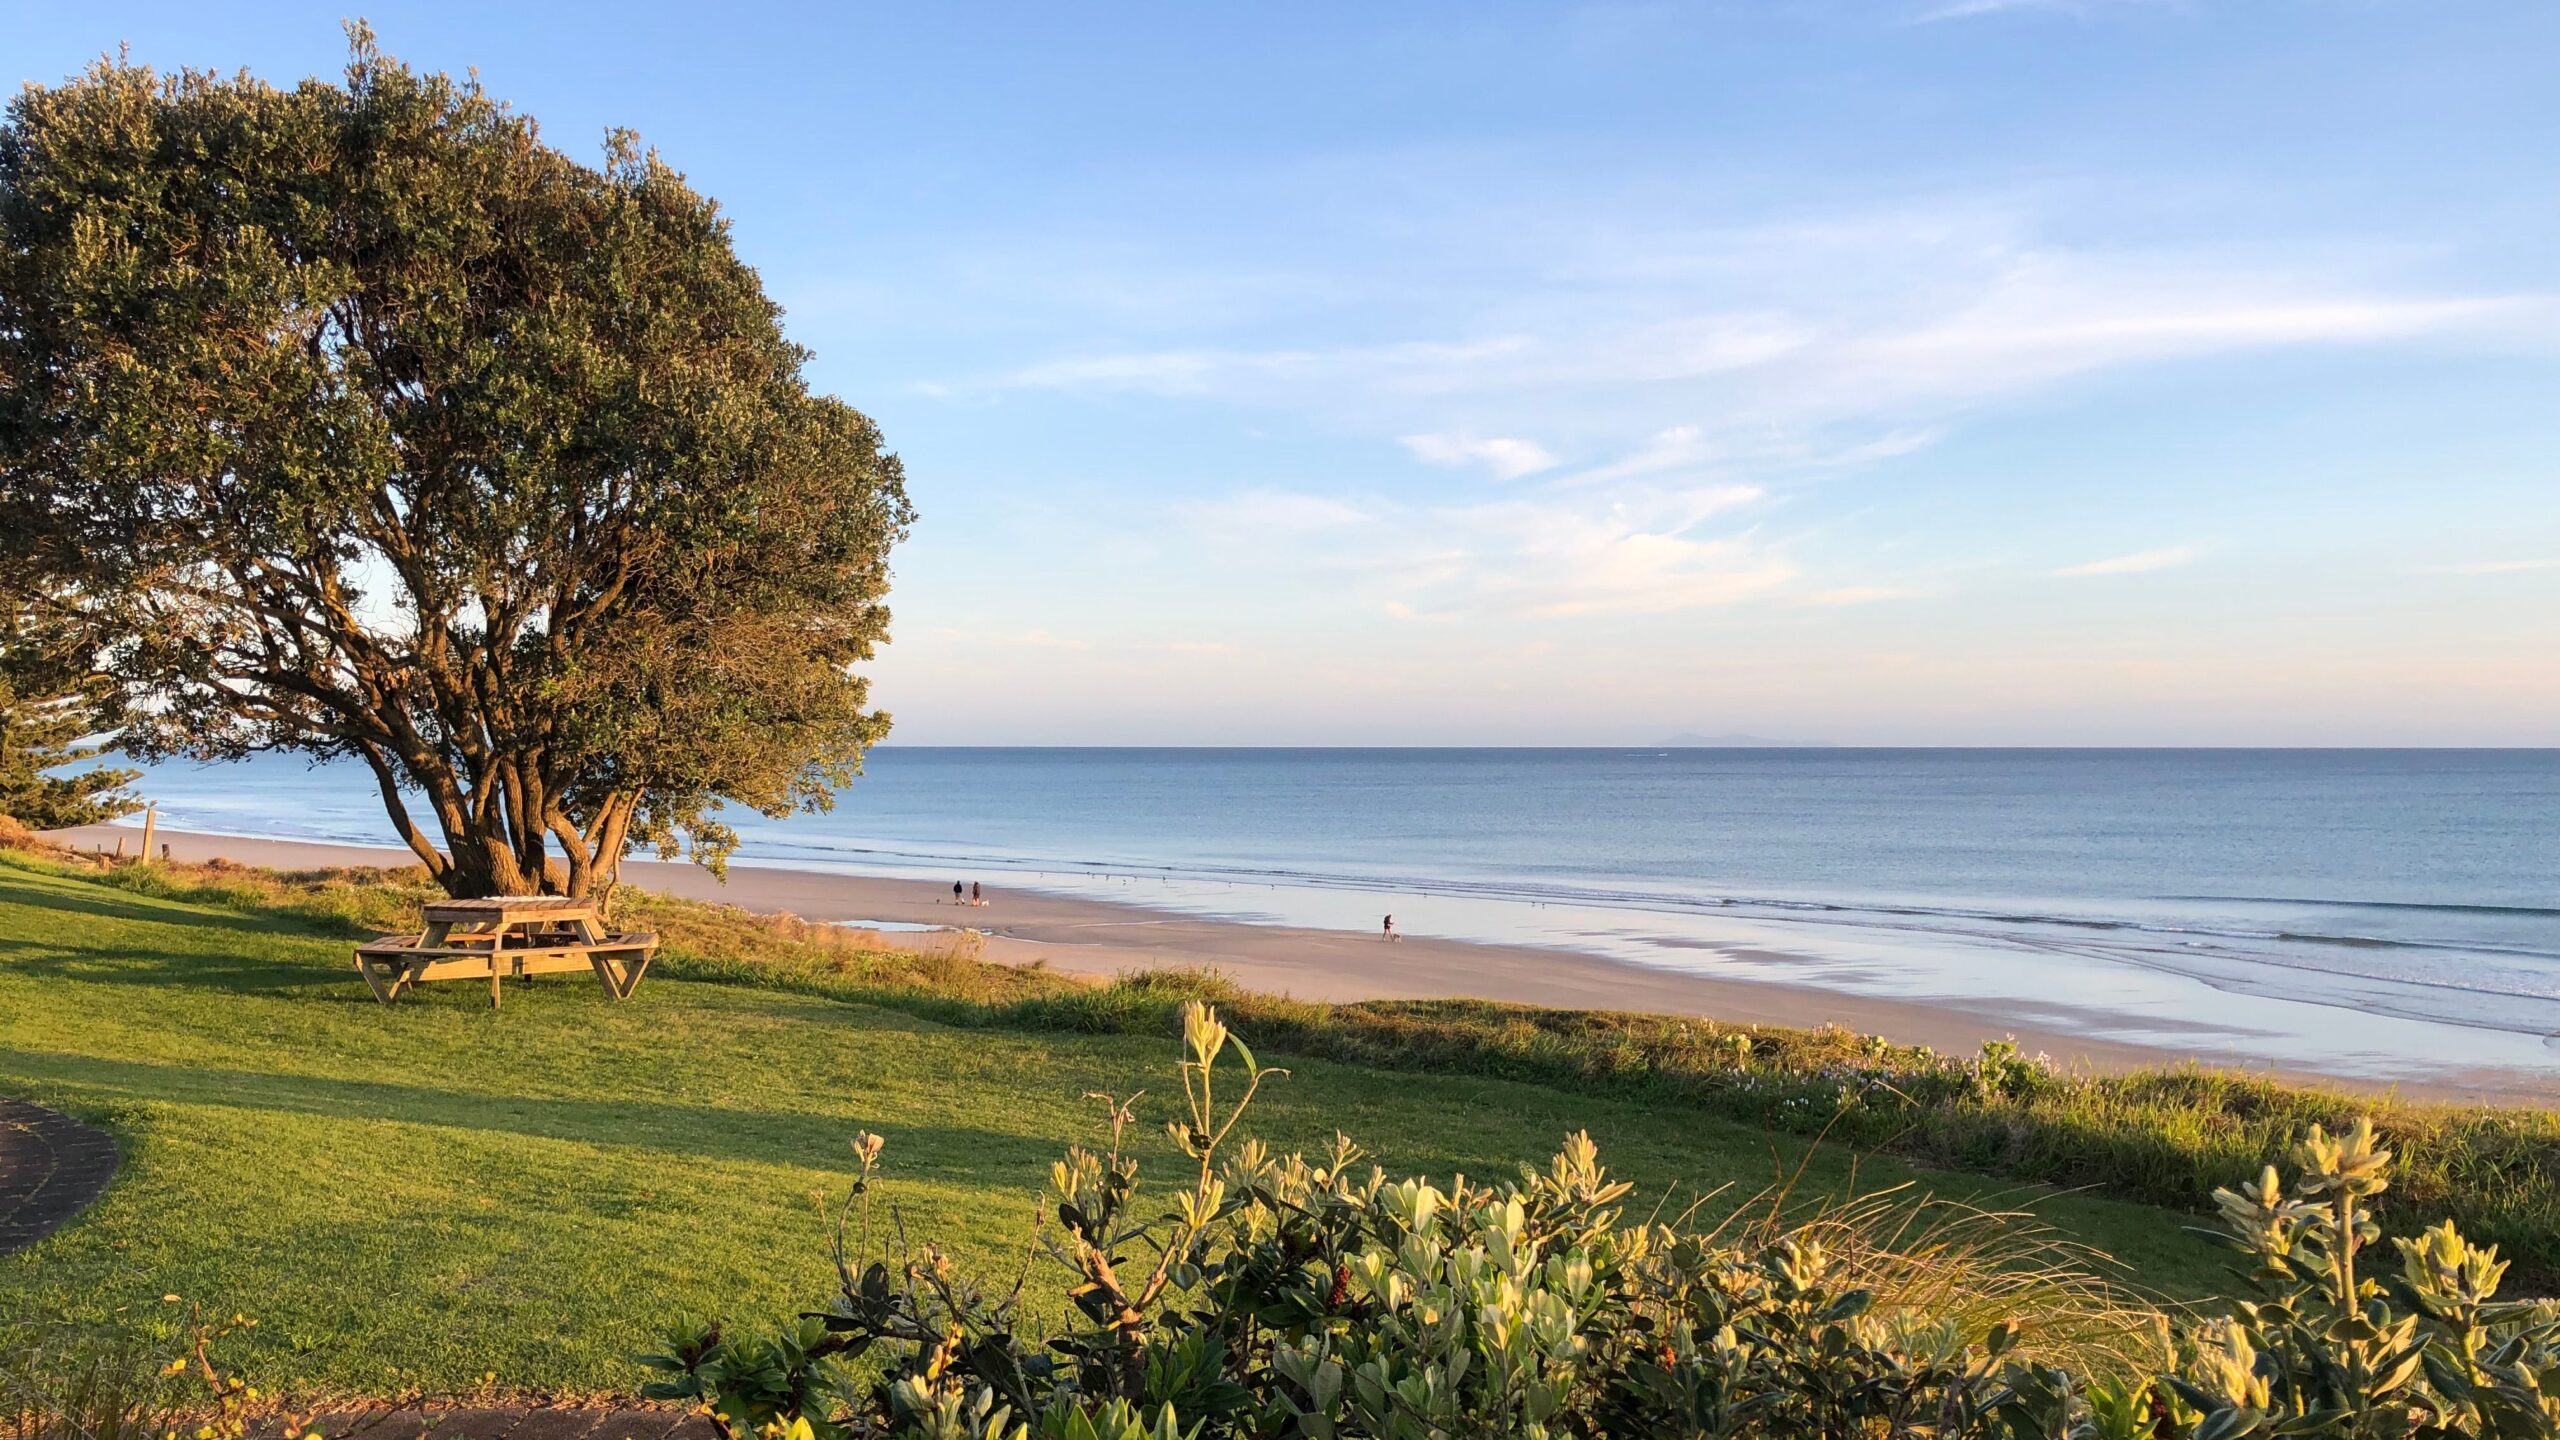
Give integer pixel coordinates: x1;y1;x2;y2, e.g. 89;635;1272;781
0;1096;119;1255
269;1407;716;1440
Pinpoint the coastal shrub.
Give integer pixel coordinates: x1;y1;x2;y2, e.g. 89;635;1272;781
0;1315;168;1440
19;847;2560;1289
0;1303;316;1440
649;1006;2560;1439
995;989;2560;1288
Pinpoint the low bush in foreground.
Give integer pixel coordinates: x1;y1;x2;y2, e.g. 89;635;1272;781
0;1303;313;1440
652;1004;2560;1439
11;844;2558;1289
1105;988;2560;1294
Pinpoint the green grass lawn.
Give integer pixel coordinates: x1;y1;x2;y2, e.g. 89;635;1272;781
0;861;2235;1400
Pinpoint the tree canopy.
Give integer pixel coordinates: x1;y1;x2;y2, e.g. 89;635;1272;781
0;29;913;897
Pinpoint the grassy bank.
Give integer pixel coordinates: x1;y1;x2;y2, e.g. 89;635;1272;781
0;856;2228;1400
30;845;2556;1293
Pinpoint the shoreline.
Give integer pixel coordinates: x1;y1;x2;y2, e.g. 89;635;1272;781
43;823;2557;1107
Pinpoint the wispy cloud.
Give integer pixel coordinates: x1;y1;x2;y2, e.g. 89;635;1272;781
1908;0;2164;22
2053;543;2206;578
926;626;1094;651
1383;600;1459;622
995;336;1532;397
1188;479;1781;620
1179;489;1370;539
950;244;2546;455
1451;487;1785;617
1522;532;1794;618
2411;558;2559;575
1836;289;2528;410
1817;428;1944;467
1560;425;1718;486
1911;0;2068;22
1802;585;1929;606
1399;431;1559;479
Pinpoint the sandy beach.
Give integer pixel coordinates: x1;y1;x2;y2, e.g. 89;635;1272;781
44;822;2556;1106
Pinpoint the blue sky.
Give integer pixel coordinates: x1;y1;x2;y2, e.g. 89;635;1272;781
15;2;2559;744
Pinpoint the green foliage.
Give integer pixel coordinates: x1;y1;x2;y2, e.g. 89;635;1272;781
0;1315;173;1440
930;991;2560;1293
2178;1119;2560;1437
0;27;910;899
934;992;2560;1294
644;1318;857;1440
0;599;136;830
657;1010;2560;1439
0;1301;318;1440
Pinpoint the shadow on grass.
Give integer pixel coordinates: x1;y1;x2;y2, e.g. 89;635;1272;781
0;871;328;939
0;1047;1076;1181
0;940;350;996
0;1040;1783;1214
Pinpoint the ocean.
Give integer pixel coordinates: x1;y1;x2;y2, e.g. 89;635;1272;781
113;747;2560;1083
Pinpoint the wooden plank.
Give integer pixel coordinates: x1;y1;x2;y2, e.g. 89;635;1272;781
589;946;656;1000
414;956;508;982
354;953;400;1004
505;952;602;977
424;897;600;929
400;951;603;980
358;942;591;961
352;947;431;1003
424;895;592;915
359;941;643;961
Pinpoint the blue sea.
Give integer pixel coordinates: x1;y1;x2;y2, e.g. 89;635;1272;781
114;748;2560;1083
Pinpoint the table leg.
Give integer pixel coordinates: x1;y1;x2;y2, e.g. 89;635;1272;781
355;953;396;1004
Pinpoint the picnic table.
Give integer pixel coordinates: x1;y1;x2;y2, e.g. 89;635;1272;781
354;897;658;1008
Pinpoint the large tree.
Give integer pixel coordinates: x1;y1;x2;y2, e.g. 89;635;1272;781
0;30;913;898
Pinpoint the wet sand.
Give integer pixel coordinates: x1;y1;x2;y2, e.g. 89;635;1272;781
43;823;2556;1106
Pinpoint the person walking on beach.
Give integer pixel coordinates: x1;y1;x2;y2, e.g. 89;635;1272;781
971;881;983;906
1382;913;1398;942
951;881;964;904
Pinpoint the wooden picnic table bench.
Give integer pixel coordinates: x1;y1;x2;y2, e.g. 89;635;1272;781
354;896;658;1008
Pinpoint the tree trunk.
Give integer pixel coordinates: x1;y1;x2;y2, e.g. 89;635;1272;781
361;749;614;900
442;832;551;899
